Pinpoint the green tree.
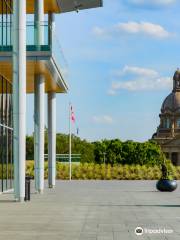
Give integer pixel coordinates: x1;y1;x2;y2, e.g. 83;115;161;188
26;133;164;166
26;135;34;160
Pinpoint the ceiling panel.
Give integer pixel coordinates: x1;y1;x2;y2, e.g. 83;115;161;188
58;0;103;13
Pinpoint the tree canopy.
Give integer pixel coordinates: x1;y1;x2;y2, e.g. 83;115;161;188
26;133;163;166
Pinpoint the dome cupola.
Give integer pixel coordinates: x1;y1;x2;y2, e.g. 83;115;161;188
173;68;180;92
161;69;180;114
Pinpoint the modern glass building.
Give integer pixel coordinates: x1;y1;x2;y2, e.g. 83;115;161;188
0;75;13;192
0;0;102;201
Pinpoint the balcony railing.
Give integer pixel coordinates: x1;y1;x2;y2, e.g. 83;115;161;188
0;21;50;51
0;21;68;81
52;31;69;82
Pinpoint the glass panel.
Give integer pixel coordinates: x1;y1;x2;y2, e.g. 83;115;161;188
9;129;13;189
0;126;2;192
0;21;50;51
2;126;7;191
52;31;69;83
3;79;7;191
0;75;13;192
0;0;12;49
7;128;11;189
0;76;2;124
27;21;49;46
0;76;3;192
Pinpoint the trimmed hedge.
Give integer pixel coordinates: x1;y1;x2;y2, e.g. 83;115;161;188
25;161;180;180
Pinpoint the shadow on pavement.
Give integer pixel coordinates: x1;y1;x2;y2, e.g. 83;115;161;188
100;204;180;207
0;200;16;203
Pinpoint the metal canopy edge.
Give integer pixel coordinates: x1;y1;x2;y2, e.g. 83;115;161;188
57;0;103;13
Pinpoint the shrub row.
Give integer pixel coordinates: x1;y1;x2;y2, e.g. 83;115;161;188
25;161;180;180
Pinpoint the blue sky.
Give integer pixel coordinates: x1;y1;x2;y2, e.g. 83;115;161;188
27;0;180;142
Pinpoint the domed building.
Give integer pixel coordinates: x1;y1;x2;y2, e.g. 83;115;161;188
153;69;180;166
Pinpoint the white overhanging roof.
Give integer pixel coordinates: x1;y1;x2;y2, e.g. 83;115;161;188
58;0;103;13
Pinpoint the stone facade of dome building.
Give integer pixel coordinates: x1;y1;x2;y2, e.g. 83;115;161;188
152;69;180;166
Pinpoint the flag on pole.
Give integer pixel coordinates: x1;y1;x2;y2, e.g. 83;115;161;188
77;127;79;135
71;106;75;123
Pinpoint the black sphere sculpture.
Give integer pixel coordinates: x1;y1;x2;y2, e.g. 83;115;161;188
156;157;177;192
156;179;177;192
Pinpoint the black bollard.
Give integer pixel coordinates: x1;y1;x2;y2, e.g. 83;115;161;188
24;176;31;201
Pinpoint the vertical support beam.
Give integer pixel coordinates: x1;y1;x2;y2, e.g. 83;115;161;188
13;0;26;201
34;75;45;193
48;92;56;188
48;13;56;188
34;0;45;193
34;82;38;191
34;0;44;47
48;12;55;47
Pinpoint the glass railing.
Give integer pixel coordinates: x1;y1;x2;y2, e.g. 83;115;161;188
0;22;12;50
0;21;68;81
52;31;69;83
0;21;50;51
26;21;50;51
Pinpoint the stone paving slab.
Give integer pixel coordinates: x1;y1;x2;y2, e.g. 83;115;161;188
0;180;180;240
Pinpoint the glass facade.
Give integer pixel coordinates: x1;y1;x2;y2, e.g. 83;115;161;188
0;75;13;192
0;0;12;50
0;0;68;82
0;0;50;51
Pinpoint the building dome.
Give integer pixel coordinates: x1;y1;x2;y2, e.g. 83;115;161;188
161;91;180;113
161;69;180;113
152;69;180;166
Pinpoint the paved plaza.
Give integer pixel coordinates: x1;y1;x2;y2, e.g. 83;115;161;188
0;181;180;240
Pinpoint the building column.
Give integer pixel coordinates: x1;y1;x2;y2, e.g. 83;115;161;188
47;13;56;188
34;75;45;193
34;0;45;193
34;0;44;47
48;92;56;188
13;0;26;201
48;12;55;46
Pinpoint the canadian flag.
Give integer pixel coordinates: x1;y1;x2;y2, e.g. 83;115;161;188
71;106;75;123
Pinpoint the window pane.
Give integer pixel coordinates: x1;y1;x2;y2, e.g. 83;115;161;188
177;119;180;128
0;75;13;192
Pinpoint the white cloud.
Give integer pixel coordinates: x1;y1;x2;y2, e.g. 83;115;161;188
93;21;171;39
111;77;171;91
93;21;173;39
92;115;113;124
108;66;171;94
117;22;171;38
114;65;159;78
92;27;107;37
127;0;176;7
107;89;116;96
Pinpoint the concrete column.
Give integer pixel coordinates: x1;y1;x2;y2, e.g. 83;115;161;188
13;0;26;202
48;13;56;188
34;0;44;47
34;75;45;193
48;92;56;188
34;83;38;191
48;12;55;47
34;0;45;193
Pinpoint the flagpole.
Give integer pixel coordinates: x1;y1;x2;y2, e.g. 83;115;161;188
69;102;72;181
